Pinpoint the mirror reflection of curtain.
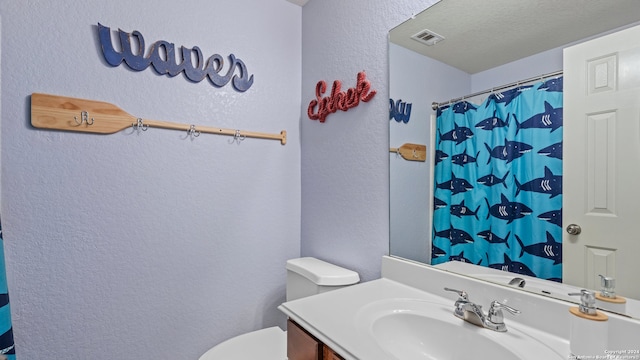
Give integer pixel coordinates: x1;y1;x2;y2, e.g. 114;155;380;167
0;218;16;359
432;77;563;281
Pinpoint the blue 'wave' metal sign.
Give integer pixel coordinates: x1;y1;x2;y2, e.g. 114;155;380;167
97;23;254;92
389;98;412;123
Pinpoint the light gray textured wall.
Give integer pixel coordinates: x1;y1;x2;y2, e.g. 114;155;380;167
300;0;438;281
0;1;301;359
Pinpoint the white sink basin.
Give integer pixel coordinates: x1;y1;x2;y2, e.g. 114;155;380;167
356;298;564;360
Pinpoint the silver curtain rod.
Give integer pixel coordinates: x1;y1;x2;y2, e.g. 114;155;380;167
431;70;563;110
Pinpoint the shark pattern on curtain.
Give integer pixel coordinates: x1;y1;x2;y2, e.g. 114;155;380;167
0;218;15;360
432;77;563;282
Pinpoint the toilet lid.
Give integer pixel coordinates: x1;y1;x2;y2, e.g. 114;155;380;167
199;326;286;360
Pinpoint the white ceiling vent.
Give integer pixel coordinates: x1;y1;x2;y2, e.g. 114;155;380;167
411;29;444;46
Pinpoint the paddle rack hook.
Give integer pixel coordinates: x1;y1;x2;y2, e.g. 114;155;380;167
132;118;148;132
188;124;200;138
74;111;94;126
229;129;245;145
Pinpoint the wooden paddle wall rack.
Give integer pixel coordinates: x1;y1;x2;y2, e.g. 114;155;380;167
30;93;287;145
390;143;426;162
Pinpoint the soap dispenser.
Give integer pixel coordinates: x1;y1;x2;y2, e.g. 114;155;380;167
595;274;627;310
598;274;616;298
568;289;608;358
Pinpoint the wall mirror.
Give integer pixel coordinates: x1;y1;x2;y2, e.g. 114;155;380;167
389;0;640;318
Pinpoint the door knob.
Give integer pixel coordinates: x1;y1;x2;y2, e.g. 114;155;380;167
566;224;582;235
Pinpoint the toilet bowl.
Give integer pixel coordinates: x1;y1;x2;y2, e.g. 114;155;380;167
198;257;359;360
198;327;286;359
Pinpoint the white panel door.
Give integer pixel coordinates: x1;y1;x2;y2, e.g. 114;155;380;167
564;24;640;299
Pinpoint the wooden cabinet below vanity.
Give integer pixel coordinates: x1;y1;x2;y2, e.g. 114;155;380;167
322;344;345;360
287;319;345;360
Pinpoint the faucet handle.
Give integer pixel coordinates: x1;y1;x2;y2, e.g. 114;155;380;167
489;300;520;316
444;287;468;300
487;300;520;331
444;288;470;319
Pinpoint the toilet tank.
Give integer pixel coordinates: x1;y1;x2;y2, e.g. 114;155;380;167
286;257;360;301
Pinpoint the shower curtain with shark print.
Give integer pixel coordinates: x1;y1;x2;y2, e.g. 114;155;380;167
0;218;15;359
432;77;563;282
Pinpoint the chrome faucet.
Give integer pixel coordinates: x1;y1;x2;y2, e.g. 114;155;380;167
508;277;526;288
444;288;520;332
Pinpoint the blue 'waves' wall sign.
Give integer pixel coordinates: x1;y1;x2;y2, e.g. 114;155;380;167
97;23;254;92
389;98;412;123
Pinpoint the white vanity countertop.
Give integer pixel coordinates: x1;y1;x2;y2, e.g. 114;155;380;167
278;276;568;360
280;277;435;360
279;256;640;359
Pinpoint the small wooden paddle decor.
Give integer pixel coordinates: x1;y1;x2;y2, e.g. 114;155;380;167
30;93;286;145
390;143;426;162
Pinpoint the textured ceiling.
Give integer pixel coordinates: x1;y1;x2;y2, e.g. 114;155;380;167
390;0;640;74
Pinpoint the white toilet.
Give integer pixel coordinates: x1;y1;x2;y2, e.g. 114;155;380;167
198;257;360;360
